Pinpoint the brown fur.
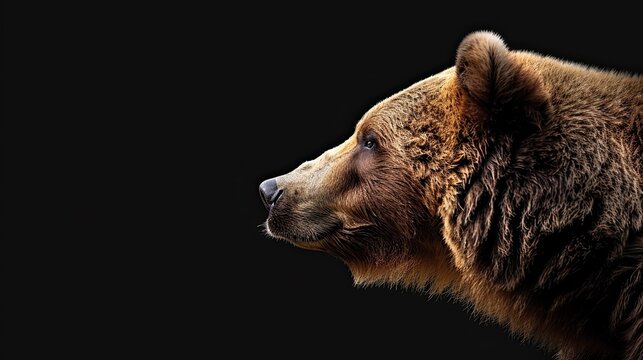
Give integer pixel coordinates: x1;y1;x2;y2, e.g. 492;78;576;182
261;31;643;359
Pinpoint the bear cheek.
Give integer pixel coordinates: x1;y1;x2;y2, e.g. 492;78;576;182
326;154;368;210
338;174;393;230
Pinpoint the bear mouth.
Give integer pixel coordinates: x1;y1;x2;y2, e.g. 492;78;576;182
263;211;343;245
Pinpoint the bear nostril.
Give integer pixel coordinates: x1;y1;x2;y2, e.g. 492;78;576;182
270;189;284;204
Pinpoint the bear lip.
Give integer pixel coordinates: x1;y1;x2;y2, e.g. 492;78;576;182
264;216;343;245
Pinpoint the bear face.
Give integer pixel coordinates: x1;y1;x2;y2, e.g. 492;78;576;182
260;70;456;279
260;31;643;359
260;98;432;264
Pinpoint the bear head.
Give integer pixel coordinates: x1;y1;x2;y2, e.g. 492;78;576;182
259;31;549;286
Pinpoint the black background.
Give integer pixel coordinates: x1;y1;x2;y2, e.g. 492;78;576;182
4;4;643;359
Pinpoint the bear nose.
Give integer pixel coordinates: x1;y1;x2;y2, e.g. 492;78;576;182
259;178;283;211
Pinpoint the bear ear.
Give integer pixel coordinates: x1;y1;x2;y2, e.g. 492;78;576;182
455;31;548;127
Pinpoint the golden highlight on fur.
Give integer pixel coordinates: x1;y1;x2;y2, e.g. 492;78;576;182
261;31;642;359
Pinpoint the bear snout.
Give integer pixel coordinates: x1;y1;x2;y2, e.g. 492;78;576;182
259;177;283;211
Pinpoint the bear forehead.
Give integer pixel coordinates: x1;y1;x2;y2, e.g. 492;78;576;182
356;68;454;133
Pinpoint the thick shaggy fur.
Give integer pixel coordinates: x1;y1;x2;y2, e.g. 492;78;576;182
262;32;642;359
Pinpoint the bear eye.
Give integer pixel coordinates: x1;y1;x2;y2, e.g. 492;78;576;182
364;139;376;149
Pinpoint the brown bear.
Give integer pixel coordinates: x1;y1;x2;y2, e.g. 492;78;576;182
259;31;642;359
